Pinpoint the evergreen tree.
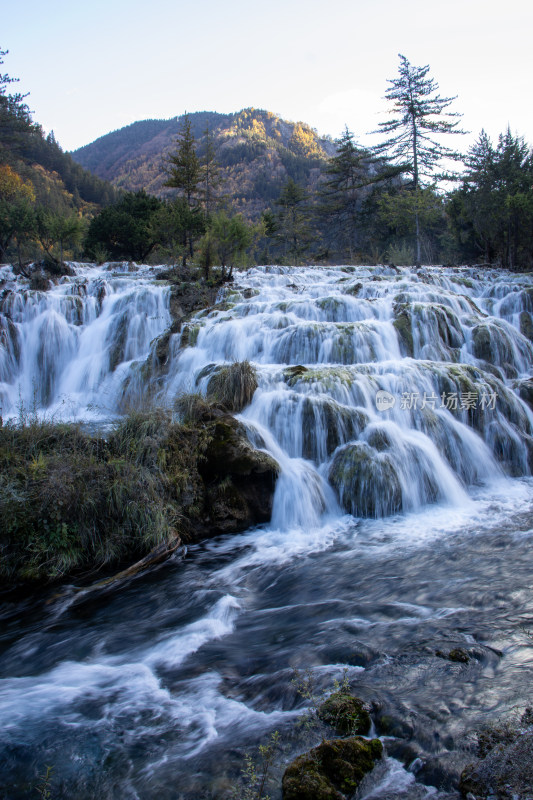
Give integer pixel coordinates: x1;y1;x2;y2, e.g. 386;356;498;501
36;209;84;268
164;114;204;262
164;114;202;207
154;198;204;267
373;54;465;264
273;178;313;265
318;126;371;261
84;191;162;262
449;128;533;268
205;211;254;280
0;47;34;162
202;122;220;218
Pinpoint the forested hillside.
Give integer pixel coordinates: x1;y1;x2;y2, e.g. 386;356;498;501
72;109;336;219
0;48;119;266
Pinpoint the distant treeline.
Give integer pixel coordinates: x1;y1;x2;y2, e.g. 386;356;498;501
2;47;533;272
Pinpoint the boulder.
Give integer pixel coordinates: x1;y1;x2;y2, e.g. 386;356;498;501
460;728;533;799
199;412;280;533
282;737;382;800
329;442;402;517
317;692;371;736
393;303;414;357
519;311;533;342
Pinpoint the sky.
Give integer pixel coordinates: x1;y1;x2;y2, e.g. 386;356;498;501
3;0;533;154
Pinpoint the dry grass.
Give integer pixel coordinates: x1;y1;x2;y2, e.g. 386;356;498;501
0;410;209;585
206;361;258;412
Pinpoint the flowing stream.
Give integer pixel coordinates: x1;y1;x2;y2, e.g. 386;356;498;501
1;262;533;798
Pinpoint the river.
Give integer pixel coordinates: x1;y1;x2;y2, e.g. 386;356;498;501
1;262;533;798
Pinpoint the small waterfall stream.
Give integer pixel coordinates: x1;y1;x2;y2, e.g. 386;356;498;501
1;262;533;799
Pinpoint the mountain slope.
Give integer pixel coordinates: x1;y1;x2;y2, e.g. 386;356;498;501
72;109;337;219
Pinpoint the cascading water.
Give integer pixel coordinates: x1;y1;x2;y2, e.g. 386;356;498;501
160;263;533;526
0;262;171;421
1;262;533;799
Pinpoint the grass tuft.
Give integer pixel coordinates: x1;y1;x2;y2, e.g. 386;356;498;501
206;361;258;412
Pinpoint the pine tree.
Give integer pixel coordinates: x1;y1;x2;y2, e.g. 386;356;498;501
202;122;220;218
164;114;202;207
318;126;371;261
373;54;465;265
164;114;204;262
0;47;34;162
274;178;313;265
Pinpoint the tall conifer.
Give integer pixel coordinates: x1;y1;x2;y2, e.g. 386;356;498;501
373;54;465;264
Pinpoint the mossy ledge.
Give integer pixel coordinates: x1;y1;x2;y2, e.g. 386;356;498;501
0;404;279;594
282;736;383;800
317;691;371;736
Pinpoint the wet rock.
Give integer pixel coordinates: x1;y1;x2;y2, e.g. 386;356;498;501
393;302;414;357
417;751;469;792
472;323;493;362
519;311;533;342
345;282;363;296
317;692;371;736
516;378;533;411
153;329;173;367
459;728;533;799
282;736;382;800
329;442;402;517
284;365;309;383
199;412;280;533
375;712;415;740
168;281;219;323
471;322;520;376
299;398;367;462
180;323;200;348
435;648;470;664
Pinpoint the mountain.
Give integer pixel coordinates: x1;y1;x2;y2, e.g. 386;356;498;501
0;108;118;215
72;109;338;219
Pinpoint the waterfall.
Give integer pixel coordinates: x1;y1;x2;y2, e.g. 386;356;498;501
0;262;171;420
2;261;532;523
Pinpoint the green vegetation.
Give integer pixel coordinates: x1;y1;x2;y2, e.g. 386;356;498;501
206;360;258;411
0;405;279;587
0;47;117;266
282;737;383;800
84;190;163;262
3;44;533;272
371;53;465;266
449;127;533;269
231;731;281;800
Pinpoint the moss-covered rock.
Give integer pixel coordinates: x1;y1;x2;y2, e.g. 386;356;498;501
0;404;280;589
345;282;363;297
282;737;382;800
299;397;368;462
317;692;371;736
393;302;414;357
329;442;402;517
471;323;493;362
180;323;200;348
459;728;533;799
517;378;533;410
520;311;533;342
435;648;470;663
206;361;258;412
199;410;280;532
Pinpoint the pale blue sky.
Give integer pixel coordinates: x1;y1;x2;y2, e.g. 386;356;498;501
3;0;533;153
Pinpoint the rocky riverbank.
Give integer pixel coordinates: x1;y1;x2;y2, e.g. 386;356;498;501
0;401;279;594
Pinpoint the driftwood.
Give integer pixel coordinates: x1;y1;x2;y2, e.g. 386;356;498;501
47;537;183;603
